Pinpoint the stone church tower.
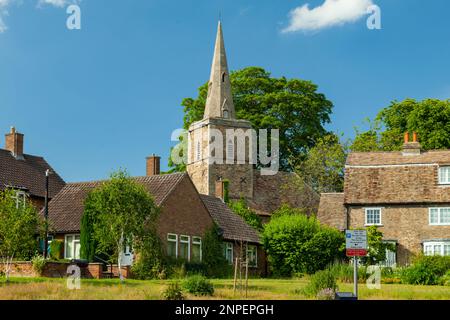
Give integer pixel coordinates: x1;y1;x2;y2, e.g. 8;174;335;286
187;21;254;200
187;22;320;218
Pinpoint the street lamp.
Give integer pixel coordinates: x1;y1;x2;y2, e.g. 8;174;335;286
44;169;51;259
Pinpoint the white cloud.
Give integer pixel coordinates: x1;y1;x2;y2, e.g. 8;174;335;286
38;0;70;8
282;0;374;33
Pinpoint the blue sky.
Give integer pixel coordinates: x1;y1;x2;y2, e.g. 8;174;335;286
0;0;449;182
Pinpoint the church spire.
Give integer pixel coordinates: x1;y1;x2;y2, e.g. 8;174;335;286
204;21;235;119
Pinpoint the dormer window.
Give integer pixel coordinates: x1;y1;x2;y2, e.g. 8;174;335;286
438;166;450;184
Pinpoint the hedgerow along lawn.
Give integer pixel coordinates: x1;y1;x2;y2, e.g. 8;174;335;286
0;277;449;300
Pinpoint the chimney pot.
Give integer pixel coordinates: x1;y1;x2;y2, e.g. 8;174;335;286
413;132;418;143
146;155;161;176
404;132;410;144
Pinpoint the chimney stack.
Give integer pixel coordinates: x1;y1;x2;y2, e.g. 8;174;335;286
5;127;24;159
146;155;161;176
402;132;421;156
215;179;224;201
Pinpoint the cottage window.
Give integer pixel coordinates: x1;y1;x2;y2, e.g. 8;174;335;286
438;166;450;184
167;234;178;258
179;235;190;261
64;234;80;260
11;190;26;209
429;208;450;225
246;244;257;268
365;208;382;226
223;242;233;265
423;241;450;256
191;237;202;262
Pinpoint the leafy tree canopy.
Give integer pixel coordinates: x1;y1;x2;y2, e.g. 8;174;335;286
174;67;333;171
0;189;42;280
296;134;348;193
351;98;450;152
83;170;159;280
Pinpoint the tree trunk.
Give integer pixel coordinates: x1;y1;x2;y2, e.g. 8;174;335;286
117;232;124;282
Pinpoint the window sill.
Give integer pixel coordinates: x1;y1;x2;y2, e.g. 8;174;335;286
365;224;383;227
429;223;450;226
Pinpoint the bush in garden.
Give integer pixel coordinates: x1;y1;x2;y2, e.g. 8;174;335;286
400;255;450;285
49;240;63;260
303;268;338;298
31;255;47;276
262;210;345;276
439;270;450;286
161;282;185;300
182;275;214;296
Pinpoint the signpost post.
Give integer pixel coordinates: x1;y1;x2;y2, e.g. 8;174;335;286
345;229;368;299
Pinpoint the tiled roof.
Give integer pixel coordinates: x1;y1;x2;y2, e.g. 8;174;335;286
317;193;346;231
347;150;450;166
47;173;186;233
0;148;65;198
345;150;450;204
200;194;261;244
250;171;319;216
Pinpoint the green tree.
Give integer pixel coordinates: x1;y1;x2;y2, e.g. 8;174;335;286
360;226;395;266
296;134;348;193
84;170;160;281
351;99;450;152
173;67;333;171
202;225;230;277
262;208;345;276
228;198;263;232
0;189;42;281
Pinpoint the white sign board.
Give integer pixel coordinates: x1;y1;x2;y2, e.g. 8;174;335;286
345;230;368;256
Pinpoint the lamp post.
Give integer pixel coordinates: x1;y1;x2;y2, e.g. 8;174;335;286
44;169;50;259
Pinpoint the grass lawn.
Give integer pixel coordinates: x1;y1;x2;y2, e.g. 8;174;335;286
0;277;449;300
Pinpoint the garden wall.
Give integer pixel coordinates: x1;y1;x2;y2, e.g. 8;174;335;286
0;262;106;279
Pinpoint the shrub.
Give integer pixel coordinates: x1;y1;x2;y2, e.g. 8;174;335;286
439;270;450;286
161;282;185;300
202;225;231;278
303;268;337;299
316;288;336;300
263;211;345;276
31;255;47;276
400;255;450;285
49;240;63;260
228;198;263;232
183;275;214;296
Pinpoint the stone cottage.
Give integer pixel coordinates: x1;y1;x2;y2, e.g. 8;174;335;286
318;133;450;265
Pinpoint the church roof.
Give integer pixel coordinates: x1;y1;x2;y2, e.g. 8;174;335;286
203;21;236;120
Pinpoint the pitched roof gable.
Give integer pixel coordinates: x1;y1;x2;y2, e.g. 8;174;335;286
200;194;261;244
0;148;65;198
47;173;186;233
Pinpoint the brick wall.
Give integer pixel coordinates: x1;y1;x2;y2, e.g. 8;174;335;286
157;174;215;258
0;262;104;279
348;205;450;265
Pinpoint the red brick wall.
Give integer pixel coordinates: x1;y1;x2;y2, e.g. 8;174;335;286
157;175;215;258
0;262;104;279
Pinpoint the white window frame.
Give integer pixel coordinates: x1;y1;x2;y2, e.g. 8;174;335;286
246;244;258;268
179;235;191;261
11;190;27;209
64;234;80;260
438;166;450;185
365;208;383;226
167;233;178;258
192;236;202;262
423;241;450;256
224;242;233;265
429;208;450;226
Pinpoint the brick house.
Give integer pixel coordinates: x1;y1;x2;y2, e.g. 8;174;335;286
46;156;264;275
318;133;450;265
0;127;65;211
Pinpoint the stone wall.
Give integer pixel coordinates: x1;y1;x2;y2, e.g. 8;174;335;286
348;204;450;265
